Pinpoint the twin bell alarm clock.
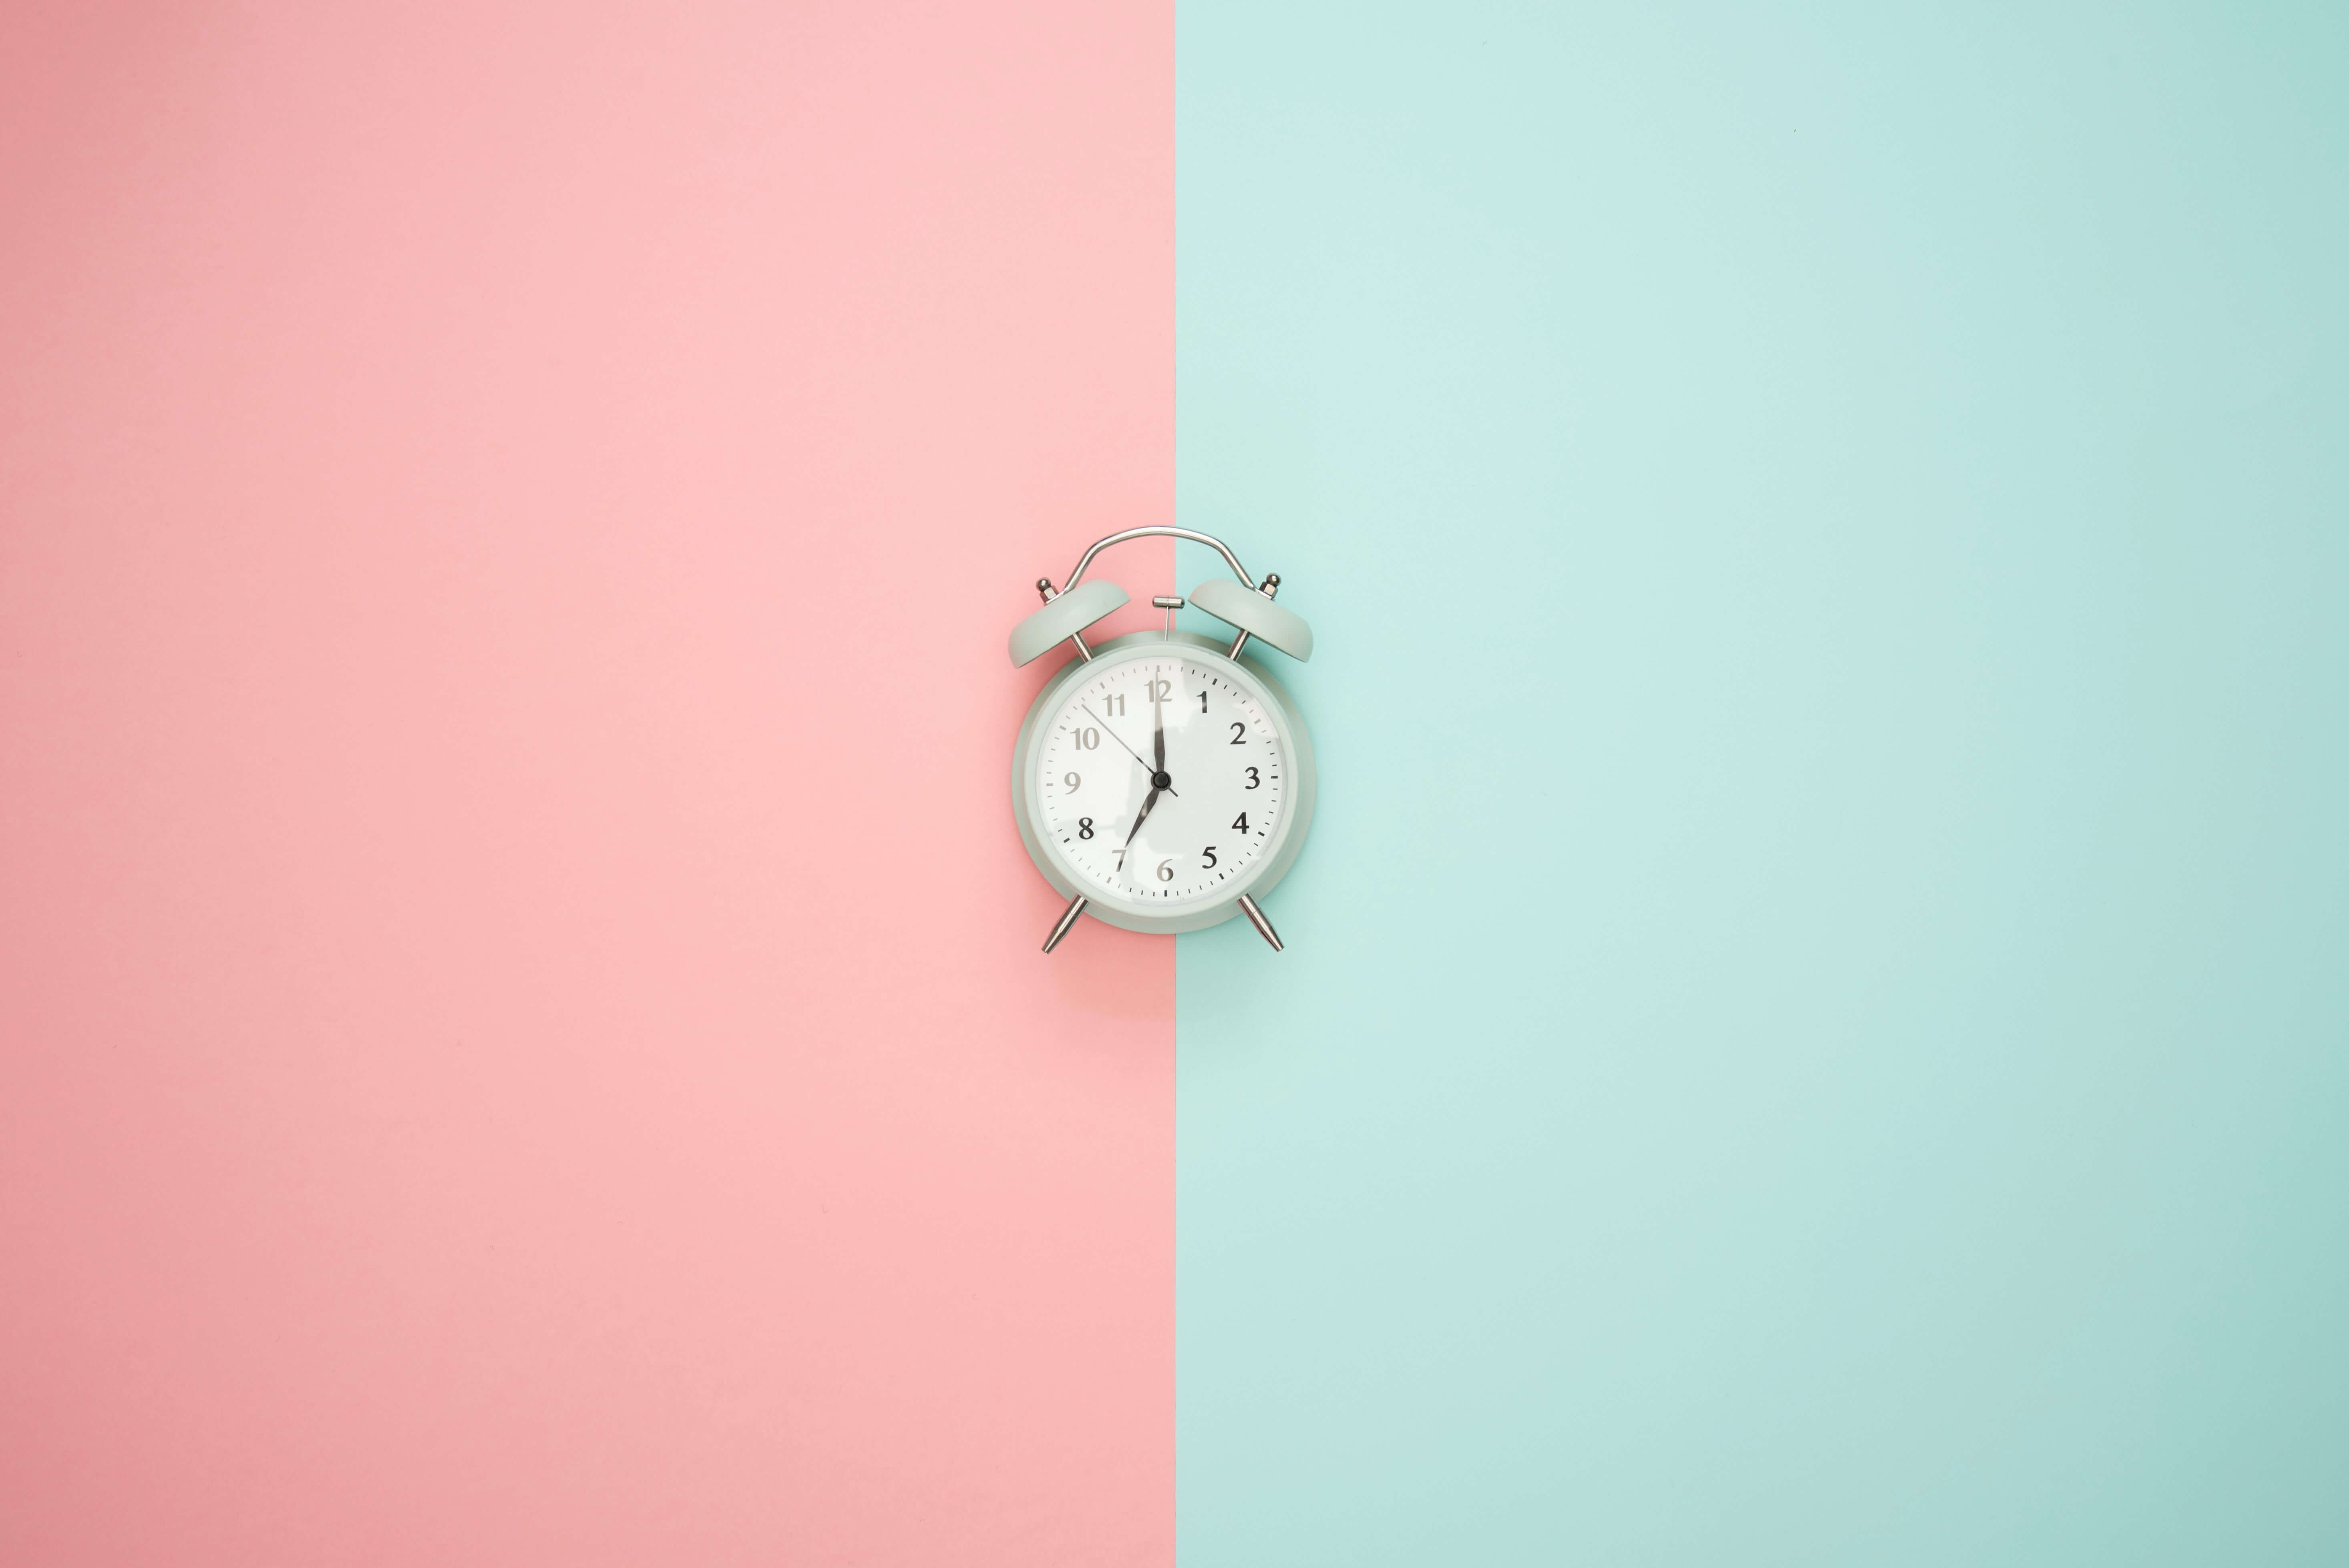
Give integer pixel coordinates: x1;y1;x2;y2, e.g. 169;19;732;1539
1008;527;1315;954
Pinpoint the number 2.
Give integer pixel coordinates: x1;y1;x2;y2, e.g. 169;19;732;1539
1229;722;1246;745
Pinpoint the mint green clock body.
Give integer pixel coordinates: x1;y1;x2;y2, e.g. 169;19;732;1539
1006;529;1315;951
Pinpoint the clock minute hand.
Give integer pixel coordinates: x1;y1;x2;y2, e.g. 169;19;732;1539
1152;679;1166;775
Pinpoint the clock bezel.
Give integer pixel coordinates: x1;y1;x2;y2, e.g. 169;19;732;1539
1011;630;1315;934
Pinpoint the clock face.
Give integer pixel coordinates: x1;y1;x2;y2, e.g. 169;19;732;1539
1032;647;1289;910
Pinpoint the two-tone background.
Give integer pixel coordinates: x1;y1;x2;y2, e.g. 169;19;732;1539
5;4;2345;1563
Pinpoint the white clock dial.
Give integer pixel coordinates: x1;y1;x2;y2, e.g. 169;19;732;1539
1033;650;1287;907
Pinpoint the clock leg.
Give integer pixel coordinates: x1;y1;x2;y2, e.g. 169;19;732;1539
1042;893;1089;953
1235;894;1283;952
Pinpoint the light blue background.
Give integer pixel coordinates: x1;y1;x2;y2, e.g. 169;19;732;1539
1176;4;2349;1562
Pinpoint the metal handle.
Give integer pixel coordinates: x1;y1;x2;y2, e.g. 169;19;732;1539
1064;527;1257;595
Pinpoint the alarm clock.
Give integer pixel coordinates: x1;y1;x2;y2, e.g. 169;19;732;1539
1008;526;1315;953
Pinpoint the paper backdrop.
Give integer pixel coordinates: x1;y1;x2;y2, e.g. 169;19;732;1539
6;3;2347;1565
2;4;1171;1563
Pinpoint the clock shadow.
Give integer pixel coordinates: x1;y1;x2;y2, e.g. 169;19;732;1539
1030;895;1171;1023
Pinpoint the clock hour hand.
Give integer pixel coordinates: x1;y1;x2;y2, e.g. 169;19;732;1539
1118;784;1162;870
1082;703;1177;796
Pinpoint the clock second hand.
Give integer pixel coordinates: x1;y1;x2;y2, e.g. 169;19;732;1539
1080;703;1177;796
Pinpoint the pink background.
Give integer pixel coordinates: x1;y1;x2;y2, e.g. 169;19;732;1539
1;3;1172;1562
